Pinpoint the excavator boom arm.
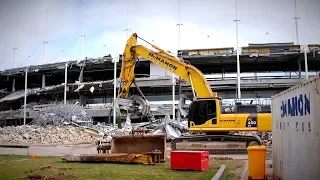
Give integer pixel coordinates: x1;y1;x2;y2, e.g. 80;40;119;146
118;33;215;98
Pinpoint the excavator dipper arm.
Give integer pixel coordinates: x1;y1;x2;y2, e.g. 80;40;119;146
118;33;215;99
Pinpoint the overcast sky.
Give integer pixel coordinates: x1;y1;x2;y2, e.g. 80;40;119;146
0;0;319;70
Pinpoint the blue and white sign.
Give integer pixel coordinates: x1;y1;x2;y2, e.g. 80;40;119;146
281;93;311;118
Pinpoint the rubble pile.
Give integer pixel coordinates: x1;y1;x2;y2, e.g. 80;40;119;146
88;117;133;137
0;125;101;145
0;103;273;146
258;132;272;146
88;113;190;140
0;106;189;145
0;103;118;145
31;103;92;127
150;114;189;140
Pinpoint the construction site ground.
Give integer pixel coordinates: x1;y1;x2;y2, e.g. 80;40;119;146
0;154;248;180
0;143;273;180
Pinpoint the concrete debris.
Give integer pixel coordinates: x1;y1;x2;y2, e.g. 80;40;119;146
31;103;92;127
89;86;95;93
74;84;85;92
87;113;188;141
0;111;179;146
257;132;272;146
0;90;25;103
150;114;189;140
165;124;180;139
0;103;141;145
0;125;102;145
122;114;132;132
22;132;30;139
0;100;273;148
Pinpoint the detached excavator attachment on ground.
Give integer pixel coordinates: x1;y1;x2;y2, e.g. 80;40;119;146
62;131;166;165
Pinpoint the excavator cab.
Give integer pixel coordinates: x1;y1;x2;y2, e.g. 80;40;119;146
187;98;219;127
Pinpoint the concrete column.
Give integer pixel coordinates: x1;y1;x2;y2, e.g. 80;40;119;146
79;95;87;106
64;63;68;104
79;66;84;82
23;69;28;125
12;78;15;92
42;74;46;89
78;66;86;106
222;68;225;80
298;57;301;79
113;57;117;125
304;46;309;79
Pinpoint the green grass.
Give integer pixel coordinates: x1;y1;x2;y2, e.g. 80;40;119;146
0;155;243;180
0;155;29;162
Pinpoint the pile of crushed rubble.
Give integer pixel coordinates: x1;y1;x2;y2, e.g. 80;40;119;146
0;103;272;146
151;114;189;140
0;125;101;145
258;132;272;146
0;103;115;145
31;103;92;127
0;119;188;146
0;103;190;145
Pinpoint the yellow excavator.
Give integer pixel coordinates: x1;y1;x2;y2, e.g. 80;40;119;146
118;33;272;154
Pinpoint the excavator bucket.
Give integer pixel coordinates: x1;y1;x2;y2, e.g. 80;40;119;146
111;133;167;162
61;133;167;165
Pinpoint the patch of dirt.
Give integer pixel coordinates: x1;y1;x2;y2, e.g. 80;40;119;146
25;172;77;180
25;165;72;173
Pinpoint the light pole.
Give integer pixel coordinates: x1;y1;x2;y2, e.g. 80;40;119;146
113;57;117;125
81;0;85;60
235;0;241;99
13;18;18;68
64;62;68;104
303;46;309;79
44;10;48;64
174;0;183;121
23;68;28;125
294;0;299;44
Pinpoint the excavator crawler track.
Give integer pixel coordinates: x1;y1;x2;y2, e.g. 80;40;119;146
171;134;262;155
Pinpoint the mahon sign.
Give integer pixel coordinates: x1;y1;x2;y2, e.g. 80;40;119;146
148;52;178;71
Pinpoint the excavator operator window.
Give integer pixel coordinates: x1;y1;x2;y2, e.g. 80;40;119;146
207;100;217;124
195;101;207;125
188;100;217;126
